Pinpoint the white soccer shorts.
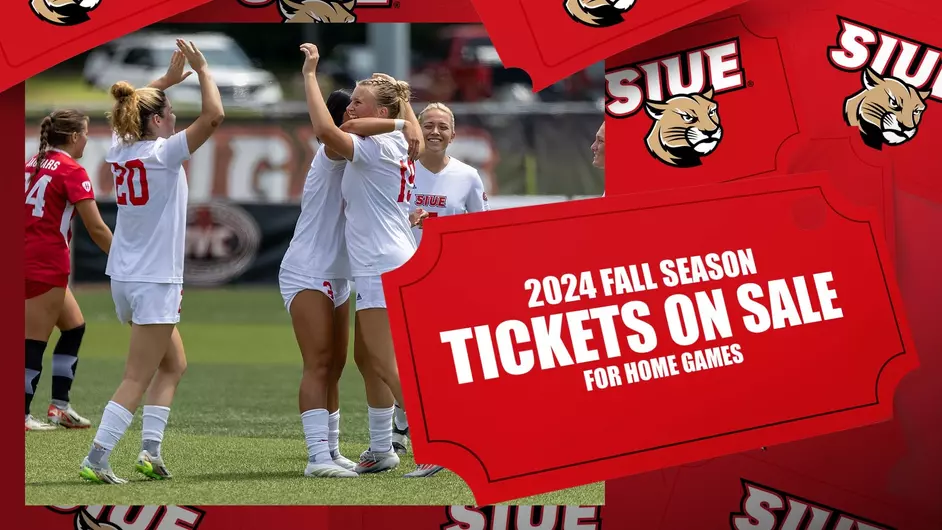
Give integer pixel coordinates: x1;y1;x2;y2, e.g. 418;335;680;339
279;268;351;313
111;280;183;326
353;275;389;311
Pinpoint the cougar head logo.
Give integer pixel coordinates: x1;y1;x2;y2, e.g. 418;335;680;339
644;88;722;167
30;0;101;26
565;0;635;28
843;67;930;150
279;0;356;22
74;509;121;530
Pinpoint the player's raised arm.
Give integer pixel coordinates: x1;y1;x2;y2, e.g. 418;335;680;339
147;50;193;91
175;39;225;154
300;43;355;160
75;199;113;254
340;117;422;161
399;96;424;160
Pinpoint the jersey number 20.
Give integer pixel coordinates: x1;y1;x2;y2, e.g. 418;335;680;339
112;160;149;206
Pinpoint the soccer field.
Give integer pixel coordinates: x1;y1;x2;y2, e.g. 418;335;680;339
25;286;604;506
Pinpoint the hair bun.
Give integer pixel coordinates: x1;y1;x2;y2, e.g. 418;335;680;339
110;81;136;101
395;80;412;101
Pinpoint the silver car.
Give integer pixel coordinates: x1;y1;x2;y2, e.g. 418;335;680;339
84;31;284;108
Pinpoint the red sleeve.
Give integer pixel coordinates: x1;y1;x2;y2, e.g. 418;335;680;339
64;166;95;204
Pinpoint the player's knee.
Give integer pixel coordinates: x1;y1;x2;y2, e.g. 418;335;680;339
174;357;188;377
302;361;331;383
353;346;370;371
372;359;399;386
158;355;187;380
329;350;347;379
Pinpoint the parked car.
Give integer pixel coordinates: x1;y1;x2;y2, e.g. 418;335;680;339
84;32;284;108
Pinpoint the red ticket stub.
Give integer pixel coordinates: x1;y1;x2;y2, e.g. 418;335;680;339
0;0;214;93
469;0;750;91
382;171;918;504
603;11;899;252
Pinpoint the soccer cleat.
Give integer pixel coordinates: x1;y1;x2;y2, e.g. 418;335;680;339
354;448;400;474
331;450;357;471
304;461;358;478
135;450;173;480
47;403;92;429
25;414;57;431
392;424;410;455
404;464;445;478
80;457;127;484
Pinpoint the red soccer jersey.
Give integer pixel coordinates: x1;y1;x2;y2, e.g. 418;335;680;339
24;149;95;282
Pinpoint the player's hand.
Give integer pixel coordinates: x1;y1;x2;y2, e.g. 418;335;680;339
176;39;208;73
402;121;422;161
410;208;430;228
162;50;193;87
300;43;320;75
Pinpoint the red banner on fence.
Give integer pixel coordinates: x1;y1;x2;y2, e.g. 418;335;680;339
383;171;918;504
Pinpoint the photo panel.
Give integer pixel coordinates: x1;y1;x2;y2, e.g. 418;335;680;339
22;21;605;508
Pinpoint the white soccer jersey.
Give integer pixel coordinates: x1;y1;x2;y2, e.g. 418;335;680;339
340;131;417;276
411;157;489;245
281;144;350;279
105;131;190;284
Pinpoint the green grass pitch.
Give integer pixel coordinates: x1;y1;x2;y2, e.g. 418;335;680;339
25;286;604;506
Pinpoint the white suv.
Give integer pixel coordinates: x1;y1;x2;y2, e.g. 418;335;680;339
84;32;284;108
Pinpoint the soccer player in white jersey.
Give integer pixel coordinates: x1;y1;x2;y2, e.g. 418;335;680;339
593;121;605;196
280;88;357;478
299;43;425;475
592;122;605;169
405;103;489;248
389;103;491;478
79;40;224;485
283;84;426;479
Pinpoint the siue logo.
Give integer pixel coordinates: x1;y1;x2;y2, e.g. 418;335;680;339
30;0;101;26
442;505;602;530
237;0;391;23
605;38;747;167
730;480;895;530
827;17;939;150
415;194;447;208
47;505;205;530
564;0;636;28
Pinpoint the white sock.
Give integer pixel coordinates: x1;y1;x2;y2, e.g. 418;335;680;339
88;401;134;466
301;409;332;464
393;402;408;431
368;405;394;453
328;410;341;454
142;405;171;457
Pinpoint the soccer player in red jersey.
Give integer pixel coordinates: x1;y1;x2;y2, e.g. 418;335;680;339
25;110;113;432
